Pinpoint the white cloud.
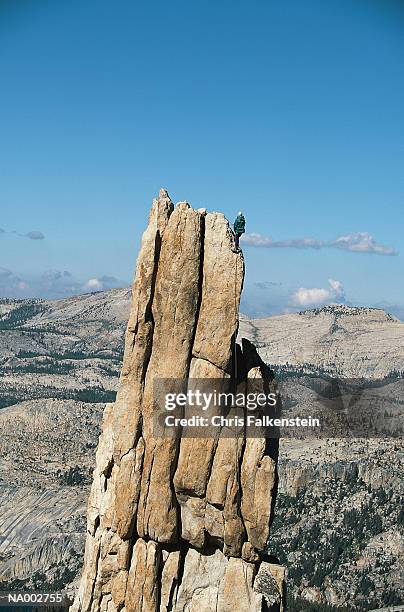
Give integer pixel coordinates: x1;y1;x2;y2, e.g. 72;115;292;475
293;287;332;307
84;278;104;291
83;277;123;292
241;277;404;318
242;232;397;256
25;230;45;240
332;232;396;255
328;278;344;294
0;268;126;299
243;234;324;249
1;229;45;240
292;278;345;308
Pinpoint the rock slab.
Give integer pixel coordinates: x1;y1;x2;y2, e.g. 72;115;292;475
71;190;283;612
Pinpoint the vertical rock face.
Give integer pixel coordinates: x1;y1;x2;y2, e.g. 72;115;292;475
72;190;283;612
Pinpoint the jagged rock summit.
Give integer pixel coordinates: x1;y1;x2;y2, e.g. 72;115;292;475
72;190;283;612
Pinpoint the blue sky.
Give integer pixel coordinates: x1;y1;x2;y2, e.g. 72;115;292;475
1;0;403;317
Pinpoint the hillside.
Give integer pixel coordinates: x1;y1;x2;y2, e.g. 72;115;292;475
1;291;403;410
0;289;403;609
0;288;130;409
239;305;404;379
0;399;103;591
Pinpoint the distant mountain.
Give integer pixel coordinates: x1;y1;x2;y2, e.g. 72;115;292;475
0;288;131;409
0;287;130;355
239;304;404;379
1;288;403;412
2;289;403;388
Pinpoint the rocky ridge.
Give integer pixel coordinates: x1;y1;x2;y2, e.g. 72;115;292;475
1;284;403;412
239;307;404;379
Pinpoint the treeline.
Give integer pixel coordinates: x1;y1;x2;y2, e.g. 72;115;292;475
17;349;123;362
0;303;46;329
4;358;75;375
0;386;116;409
388;368;404;379
286;596;349;611
269;362;404;383
268;362;343;381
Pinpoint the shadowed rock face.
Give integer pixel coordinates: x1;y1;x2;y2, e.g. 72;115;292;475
71;191;283;612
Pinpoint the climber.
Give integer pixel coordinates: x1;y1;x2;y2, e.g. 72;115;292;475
233;211;245;250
